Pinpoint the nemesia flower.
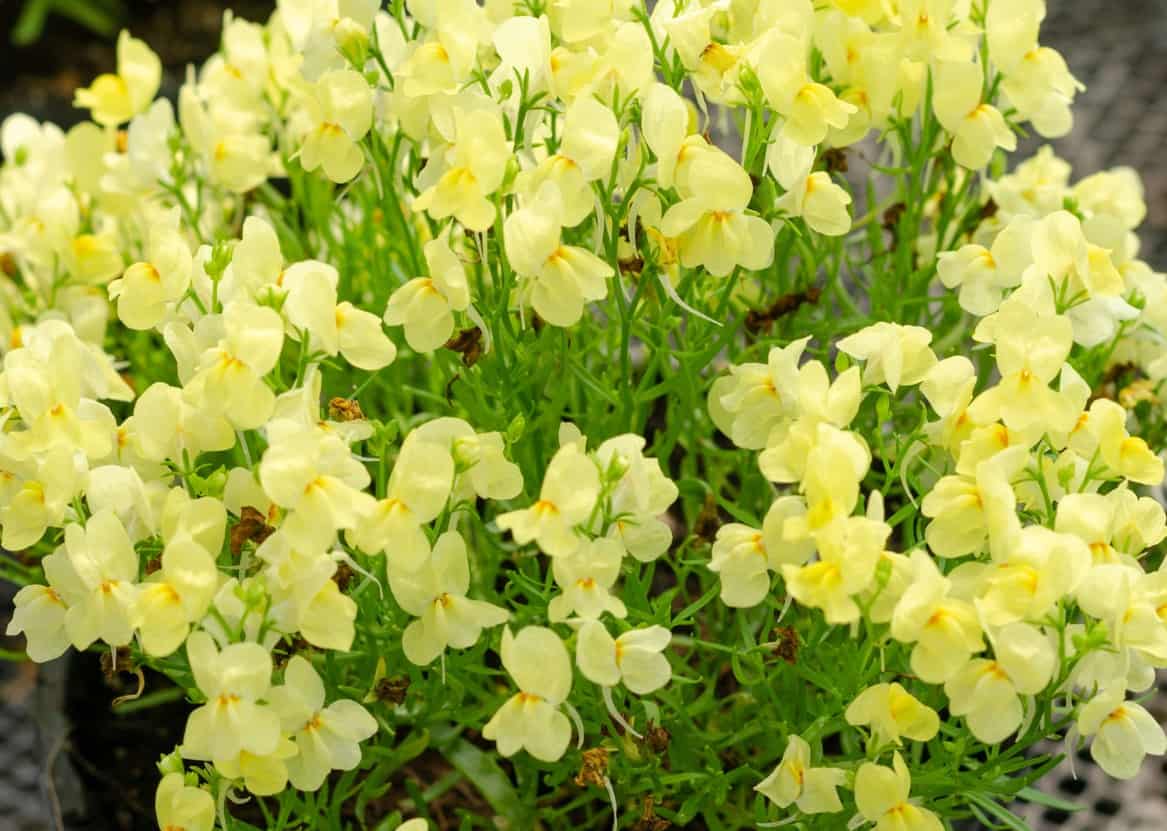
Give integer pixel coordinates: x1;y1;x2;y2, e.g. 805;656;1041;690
182;301;285;430
891;550;984;684
154;773;215;831
482;626;574;762
129;382;235;464
213;738;298;796
837;322;937;392
1077;686;1167;779
944;622;1055;743
781;514;889;624
496;442;600;558
768;130;853;236
384;229;471;353
576;620;672;695
410;416;523;502
972;525;1091;626
854;753;944;831
755;735;846;814
967;299;1079;435
709;496;815;608
593;433;679;562
548;537;627;622
504;182;613;327
711;336;810;450
845;682;940;747
413;106;510;232
932;60;1016;169
279;259;398;370
348;432;454;572
7;546;81;662
253;531;359;651
658;143;773;278
74;31;162;126
297;69;373;183
181;631;281;763
987;0;1082;137
133;496;224;656
268;656;378;790
389;530;509;665
259;417;375;552
749;30;857;146
1074;398;1165;485
108;211;192;331
937;217;1032;315
59;510;140;650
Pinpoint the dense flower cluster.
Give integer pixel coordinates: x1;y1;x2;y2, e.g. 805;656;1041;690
1;0;1164;829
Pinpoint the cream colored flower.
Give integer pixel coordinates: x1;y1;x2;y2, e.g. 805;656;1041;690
155;773;215;831
181;631;280;764
769;133;853;236
1078;686;1167;779
944;623;1055;744
268;655;378;790
576;621;671;694
384;229;470;353
548;537;627;622
389;530;509;665
837;322;937;392
504;183;613;327
482;626;574;762
932;60;1016;169
845;682;939;747
756;735;846;814
74;31;161;126
108;212;192;331
413;106;510;232
133;497;224;656
348;434;453;572
61;510;139;650
298;69;373;183
854;753;943;831
891;550;984;684
496;442;600;558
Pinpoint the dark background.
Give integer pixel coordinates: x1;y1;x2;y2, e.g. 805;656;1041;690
0;1;1165;829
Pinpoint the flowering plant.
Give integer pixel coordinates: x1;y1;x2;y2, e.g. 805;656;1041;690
4;0;1167;829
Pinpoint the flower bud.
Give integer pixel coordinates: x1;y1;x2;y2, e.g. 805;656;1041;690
452;435;481;472
603;452;630;484
335;19;370;66
505;415;526;444
157;750;184;777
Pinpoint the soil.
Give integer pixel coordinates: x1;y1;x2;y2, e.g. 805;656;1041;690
62;652;188;831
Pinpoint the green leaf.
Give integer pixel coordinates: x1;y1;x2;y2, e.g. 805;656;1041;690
11;0;50;44
437;731;531;828
967;793;1033;831
1015;786;1082;813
